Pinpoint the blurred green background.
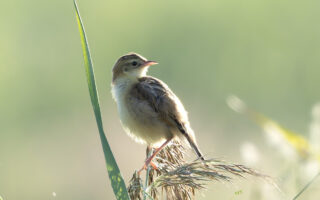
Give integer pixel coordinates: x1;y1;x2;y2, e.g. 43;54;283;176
1;0;320;199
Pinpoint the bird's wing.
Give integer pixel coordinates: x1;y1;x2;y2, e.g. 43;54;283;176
131;76;186;129
131;76;204;160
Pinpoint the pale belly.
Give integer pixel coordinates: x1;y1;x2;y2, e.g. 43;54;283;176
118;102;171;146
112;83;172;146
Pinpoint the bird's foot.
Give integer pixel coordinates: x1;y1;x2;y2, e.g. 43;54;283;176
149;161;158;170
137;161;158;175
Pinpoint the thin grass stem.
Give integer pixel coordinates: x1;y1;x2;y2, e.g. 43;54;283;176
292;171;320;200
144;149;154;200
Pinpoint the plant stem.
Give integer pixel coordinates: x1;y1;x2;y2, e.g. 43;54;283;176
292;171;320;200
144;149;154;200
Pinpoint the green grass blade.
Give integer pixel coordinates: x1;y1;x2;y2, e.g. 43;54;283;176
73;1;130;199
292;172;320;200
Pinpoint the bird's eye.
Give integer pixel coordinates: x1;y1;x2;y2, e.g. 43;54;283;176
132;61;138;66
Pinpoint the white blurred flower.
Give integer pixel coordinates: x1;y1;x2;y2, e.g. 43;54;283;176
278;143;298;161
311;103;320;121
52;192;56;197
263;122;298;160
261;182;281;200
309;124;320;154
300;160;320;181
226;95;247;114
240;142;260;166
263;122;285;146
310;103;320;154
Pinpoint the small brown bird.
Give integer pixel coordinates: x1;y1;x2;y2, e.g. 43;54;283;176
111;53;204;172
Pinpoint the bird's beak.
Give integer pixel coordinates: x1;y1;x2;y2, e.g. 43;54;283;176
142;61;158;67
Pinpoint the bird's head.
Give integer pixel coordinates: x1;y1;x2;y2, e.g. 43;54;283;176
112;53;158;83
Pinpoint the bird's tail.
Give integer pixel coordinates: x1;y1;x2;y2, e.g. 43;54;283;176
183;133;205;161
173;118;205;161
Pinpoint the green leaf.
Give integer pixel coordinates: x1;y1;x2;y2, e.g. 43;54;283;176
73;1;130;199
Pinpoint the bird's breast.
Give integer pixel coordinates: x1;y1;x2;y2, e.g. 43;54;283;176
111;80;171;146
111;80;133;130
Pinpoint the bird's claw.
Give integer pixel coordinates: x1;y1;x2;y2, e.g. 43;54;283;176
137;161;158;176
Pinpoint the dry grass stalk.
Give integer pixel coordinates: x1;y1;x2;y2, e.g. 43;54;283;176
128;140;270;200
128;171;143;200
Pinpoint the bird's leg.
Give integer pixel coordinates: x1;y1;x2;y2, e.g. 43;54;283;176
146;146;158;170
138;138;172;174
149;161;158;170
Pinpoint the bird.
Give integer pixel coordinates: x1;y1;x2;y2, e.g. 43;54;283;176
111;52;205;172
